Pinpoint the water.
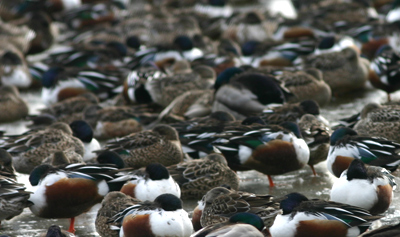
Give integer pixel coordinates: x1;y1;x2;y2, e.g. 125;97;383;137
2;0;400;236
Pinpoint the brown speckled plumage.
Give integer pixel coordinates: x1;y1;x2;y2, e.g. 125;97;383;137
354;103;400;143
100;125;184;169
298;114;331;173
95;191;140;237
0;175;32;225
0;85;28;123
199;187;281;229
167;153;239;199
1;122;84;174
302;47;370;94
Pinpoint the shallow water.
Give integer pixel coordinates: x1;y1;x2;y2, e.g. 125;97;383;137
2;0;400;236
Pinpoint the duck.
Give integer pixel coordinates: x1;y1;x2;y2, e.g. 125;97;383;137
241;40;301;68
154;88;214;122
36;92;99;119
69;120;101;161
298;114;331;176
152;35;205;62
260;99;329;125
122;65;167;105
179;115;266;153
166;153;240;199
108;193;193;237
359;222;400;237
194;0;233;18
211;121;310;187
269;192;383;237
98;124;184;169
368;44;400;101
95;191;140;237
41;66;125;105
62;1;123;30
386;0;400;24
45;40;128;69
296;0;377;33
126;60;215;108
221;10;277;45
212;67;291;120
190;212;266;237
41;225;76;237
193;186;281;231
1;122;85;174
327;127;400;178
301;47;370;95
0;18;35;54
330;159;396;215
28;92;99;129
259;67;332;106
115;163;181;201
353;102;400;143
41;149;84;167
82;105;143;140
0;148;16;179
0;85;28;123
171;111;238;158
0;175;32;228
28;160;126;234
0;41;32;89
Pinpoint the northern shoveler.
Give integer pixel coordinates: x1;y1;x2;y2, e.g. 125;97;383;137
330;159;396;215
190;212;266;237
298;114;331;176
1;122;85;174
221;10;277;45
41;66;125;105
69;120;100;161
41;149;84;167
42;224;76;237
108;193;193;237
0;148;16;179
0;175;32;228
301;47;370;95
154;88;214;122
166;153;239;199
211;121;310;187
359;222;400;236
28;161;126;234
82;105;143;140
386;0;400;24
260;99;329;125
98;124;184;169
0;85;29;123
0;42;32;89
212;67;291;119
193;186;280;231
262;68;332;106
27;92;99;130
95;191;140;237
115;163;181;201
270;192;383;237
328;127;400;177
354;102;400;143
368;45;400;101
124;60;214;108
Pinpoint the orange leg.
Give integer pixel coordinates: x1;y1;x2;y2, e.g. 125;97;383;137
267;175;275;187
309;165;317;176
68;217;76;234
